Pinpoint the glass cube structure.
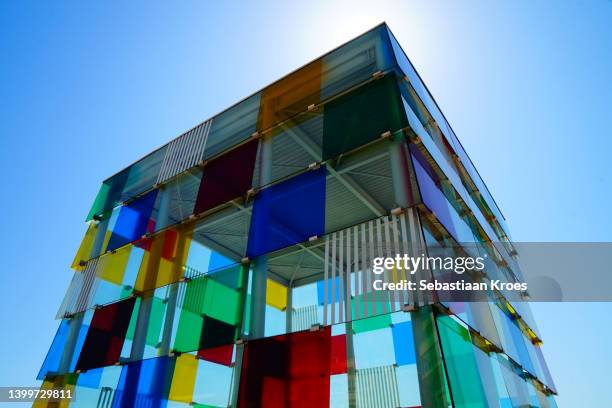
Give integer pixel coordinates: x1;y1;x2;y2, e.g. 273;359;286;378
37;23;557;408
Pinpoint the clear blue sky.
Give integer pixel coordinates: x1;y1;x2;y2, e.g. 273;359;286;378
0;1;610;406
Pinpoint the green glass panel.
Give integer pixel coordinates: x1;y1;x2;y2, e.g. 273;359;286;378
120;286;133;299
322;73;407;161
86;183;112;221
437;315;488;407
174;309;204;352
202;279;241;325
146;296;167;347
174;277;207;352
86;146;167;221
243;293;251;335
352;313;391;333
125;298;141;341
174;266;246;353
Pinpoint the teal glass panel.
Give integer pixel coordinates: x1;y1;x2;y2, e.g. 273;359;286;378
437;315;488;407
320;24;395;100
322;73;406;161
497;354;532;408
86;146;167;221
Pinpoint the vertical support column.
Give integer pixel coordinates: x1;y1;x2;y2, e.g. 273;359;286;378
155;184;173;232
249;259;268;339
131;184;174;360
157;186;177;355
388;131;415;209
248;136;272;339
285;284;293;332
345;323;358;407
130;297;152;360
230;263;251;408
388;135;450;408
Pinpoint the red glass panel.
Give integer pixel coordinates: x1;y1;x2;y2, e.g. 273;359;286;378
194;139;259;215
197;344;234;367
75;297;136;371
238;327;332;408
330;334;347;375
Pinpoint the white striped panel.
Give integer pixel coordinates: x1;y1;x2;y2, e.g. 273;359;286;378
391;214;407;307
399;212;413;306
338;230;345;323
81;256;102;310
353;225;361;320
157;120;211;184
359;223;368;319
56;258;100;318
291;305;318;332
356;365;400;408
55;272;83;319
366;220;375;317
383;216;396;312
344;228;352;322
323;238;329;326
323;211;422;326
408;208;429;306
374;218;387;315
331;234;337;324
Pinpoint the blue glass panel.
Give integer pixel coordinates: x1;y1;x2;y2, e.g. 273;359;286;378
412;150;475;243
208;251;234;272
107;189;158;252
247;166;326;257
37;313;93;379
317;277;340;306
411;152;457;239
70;318;91;372
112;356;175;408
403;99;499;243
507;317;536;376
391;321;416;365
76;367;103;389
37;320;70;379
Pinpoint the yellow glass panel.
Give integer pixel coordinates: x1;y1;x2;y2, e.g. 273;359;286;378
33;375;76;408
98;245;131;285
169;353;198;403
70;222;97;270
266;279;287;310
101;229;112;254
258;59;322;131
135;224;193;292
154;258;175;289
